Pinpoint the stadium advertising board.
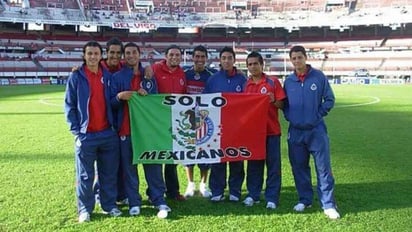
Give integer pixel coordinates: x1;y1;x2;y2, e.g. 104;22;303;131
0;79;9;86
112;22;156;30
0;77;405;86
337;77;405;85
379;79;406;84
0;78;65;86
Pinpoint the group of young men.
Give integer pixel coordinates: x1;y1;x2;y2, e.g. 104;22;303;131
64;37;340;223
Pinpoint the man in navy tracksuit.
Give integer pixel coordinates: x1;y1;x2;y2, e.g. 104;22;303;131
182;45;217;198
283;45;340;219
110;42;171;219
203;46;246;202
64;41;121;223
95;37;153;205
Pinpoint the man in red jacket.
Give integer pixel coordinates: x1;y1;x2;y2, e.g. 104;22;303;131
152;44;186;201
243;51;285;209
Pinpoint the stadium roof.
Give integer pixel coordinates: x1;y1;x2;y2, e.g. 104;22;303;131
0;0;411;30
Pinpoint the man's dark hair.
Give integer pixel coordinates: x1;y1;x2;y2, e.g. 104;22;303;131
246;51;264;65
219;46;235;59
289;45;307;58
82;40;102;63
165;44;182;55
123;42;140;54
193;45;208;57
106;37;123;52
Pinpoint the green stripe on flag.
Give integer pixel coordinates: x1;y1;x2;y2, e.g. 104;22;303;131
129;93;174;164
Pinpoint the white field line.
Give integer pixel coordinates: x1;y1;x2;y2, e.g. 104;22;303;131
39;98;63;107
335;96;381;108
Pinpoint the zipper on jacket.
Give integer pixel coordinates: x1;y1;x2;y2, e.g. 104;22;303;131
84;72;90;132
300;80;305;124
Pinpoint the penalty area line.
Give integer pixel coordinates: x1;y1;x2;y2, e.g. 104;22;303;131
39;98;63;107
335;96;381;108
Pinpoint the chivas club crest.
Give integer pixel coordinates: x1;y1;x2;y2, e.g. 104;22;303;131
172;105;214;150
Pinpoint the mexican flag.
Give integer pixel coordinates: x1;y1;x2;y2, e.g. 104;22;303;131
129;93;269;165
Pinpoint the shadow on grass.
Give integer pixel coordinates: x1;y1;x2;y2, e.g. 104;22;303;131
79;179;412;222
164;179;412;219
0;85;65;98
336;180;412;213
0;112;63;115
0;98;63;102
0;152;72;161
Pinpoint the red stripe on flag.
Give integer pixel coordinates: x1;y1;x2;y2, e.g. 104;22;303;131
220;93;269;162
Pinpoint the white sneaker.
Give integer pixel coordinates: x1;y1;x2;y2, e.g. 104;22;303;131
199;182;212;198
129;206;140;216
293;203;311;212
156;205;171;219
324;208;340;219
229;194;239;202
108;208;122;217
266;202;277;209
184;182;195;198
78;212;90;223
243;197;255;206
210;194;225;202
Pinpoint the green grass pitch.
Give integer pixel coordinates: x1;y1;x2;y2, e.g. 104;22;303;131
0;84;411;231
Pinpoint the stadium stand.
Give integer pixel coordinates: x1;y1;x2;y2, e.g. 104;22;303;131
28;0;79;9
0;0;412;81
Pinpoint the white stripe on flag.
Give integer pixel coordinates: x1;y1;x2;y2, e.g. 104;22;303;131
170;93;222;164
196;93;221;163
